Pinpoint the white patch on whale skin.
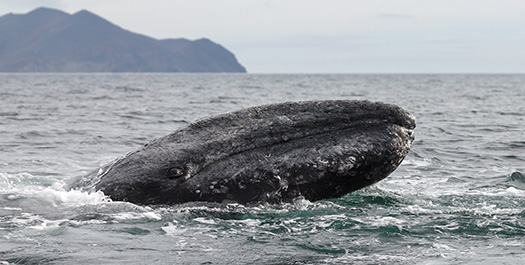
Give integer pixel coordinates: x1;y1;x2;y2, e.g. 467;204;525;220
336;156;357;176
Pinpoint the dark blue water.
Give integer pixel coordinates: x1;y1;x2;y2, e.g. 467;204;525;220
1;74;524;264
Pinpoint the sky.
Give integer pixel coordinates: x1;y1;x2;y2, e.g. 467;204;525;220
1;0;525;73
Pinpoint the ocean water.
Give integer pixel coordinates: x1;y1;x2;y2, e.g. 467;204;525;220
0;73;524;264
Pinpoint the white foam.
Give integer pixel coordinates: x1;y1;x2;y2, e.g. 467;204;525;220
494;186;525;196
143;211;162;220
1;207;22;211
194;217;217;225
162;222;187;236
373;216;406;228
37;188;112;207
111;211;162;221
1;172;112;207
233;218;261;227
402;157;432;168
325;253;409;264
0;172;36;190
27;218;69;230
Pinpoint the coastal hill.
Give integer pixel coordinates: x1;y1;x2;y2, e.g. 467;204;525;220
0;7;247;72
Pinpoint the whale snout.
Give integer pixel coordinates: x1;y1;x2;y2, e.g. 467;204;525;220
398;109;416;132
406;114;416;130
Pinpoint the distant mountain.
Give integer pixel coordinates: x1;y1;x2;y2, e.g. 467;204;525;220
0;7;247;72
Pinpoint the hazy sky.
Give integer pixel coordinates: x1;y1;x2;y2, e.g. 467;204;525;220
2;0;525;73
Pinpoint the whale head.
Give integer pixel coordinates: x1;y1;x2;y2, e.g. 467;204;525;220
70;100;415;205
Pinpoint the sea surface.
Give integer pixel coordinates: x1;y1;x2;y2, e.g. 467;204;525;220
0;74;524;264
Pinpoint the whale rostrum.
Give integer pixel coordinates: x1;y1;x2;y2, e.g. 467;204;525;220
69;100;416;205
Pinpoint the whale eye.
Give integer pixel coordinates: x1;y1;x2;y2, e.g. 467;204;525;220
167;167;185;179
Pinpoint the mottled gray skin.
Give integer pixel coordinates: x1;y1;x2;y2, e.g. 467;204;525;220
70;100;416;205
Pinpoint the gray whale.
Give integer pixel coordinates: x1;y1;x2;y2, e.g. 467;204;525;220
70;100;416;205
